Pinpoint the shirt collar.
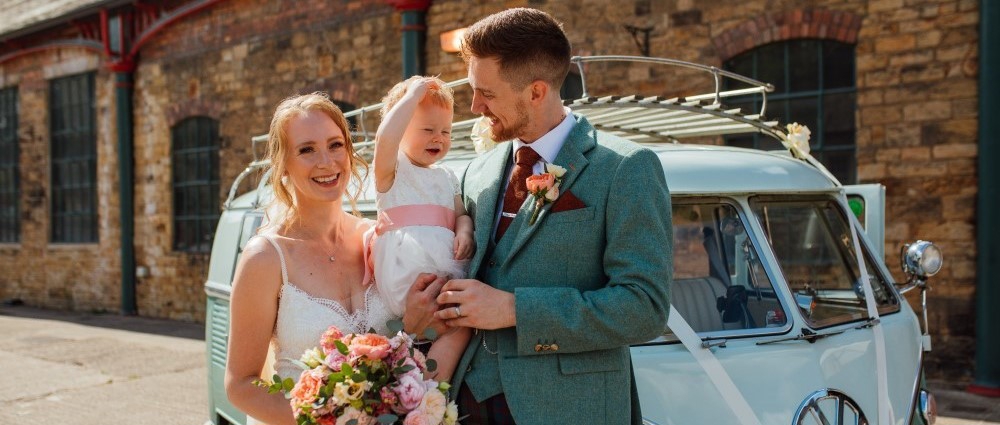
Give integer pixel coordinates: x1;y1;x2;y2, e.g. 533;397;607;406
512;107;575;164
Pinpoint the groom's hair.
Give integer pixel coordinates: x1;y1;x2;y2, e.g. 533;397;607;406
461;8;571;91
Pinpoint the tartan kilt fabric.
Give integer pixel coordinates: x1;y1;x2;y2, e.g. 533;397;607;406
458;383;516;425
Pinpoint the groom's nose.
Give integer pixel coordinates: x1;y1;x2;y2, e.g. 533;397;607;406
471;91;486;114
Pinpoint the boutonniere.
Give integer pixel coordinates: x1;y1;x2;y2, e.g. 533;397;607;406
525;163;567;225
784;123;812;159
471;116;498;154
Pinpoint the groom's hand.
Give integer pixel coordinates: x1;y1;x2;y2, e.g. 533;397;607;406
403;273;449;337
436;279;516;330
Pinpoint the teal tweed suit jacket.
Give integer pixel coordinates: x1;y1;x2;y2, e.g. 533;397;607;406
453;115;672;425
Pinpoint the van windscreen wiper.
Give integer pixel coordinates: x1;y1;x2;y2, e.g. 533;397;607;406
755;328;846;345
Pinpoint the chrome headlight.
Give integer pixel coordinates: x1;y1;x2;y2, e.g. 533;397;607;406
902;240;943;278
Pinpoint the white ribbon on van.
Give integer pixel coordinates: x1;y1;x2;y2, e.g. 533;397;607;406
847;205;896;425
667;310;764;425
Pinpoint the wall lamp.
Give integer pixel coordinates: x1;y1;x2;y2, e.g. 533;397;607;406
440;27;467;53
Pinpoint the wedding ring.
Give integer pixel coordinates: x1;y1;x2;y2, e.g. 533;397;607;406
454;306;462;317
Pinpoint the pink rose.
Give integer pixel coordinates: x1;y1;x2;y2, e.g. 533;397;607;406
335;407;373;425
324;350;349;371
349;334;392;360
394;374;426;412
525;173;555;193
403;410;434;425
321;326;345;355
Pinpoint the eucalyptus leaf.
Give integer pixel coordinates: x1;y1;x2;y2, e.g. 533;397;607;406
423;327;438;341
347;420;358;425
289;359;310;371
282;377;295;392
426;358;438;372
378;414;399;424
394;364;416;374
386;319;404;334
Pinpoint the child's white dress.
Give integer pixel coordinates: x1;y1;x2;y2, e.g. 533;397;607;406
372;152;467;316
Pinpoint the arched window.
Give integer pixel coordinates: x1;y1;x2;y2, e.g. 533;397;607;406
724;40;857;183
172;117;220;253
0;86;17;243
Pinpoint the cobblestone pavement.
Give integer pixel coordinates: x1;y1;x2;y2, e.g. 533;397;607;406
1;304;997;425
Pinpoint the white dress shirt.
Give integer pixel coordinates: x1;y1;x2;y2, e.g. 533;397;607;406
494;107;576;230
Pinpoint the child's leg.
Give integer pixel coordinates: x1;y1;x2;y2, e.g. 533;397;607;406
426;326;472;382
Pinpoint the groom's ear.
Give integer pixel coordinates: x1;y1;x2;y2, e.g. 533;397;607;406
527;79;550;104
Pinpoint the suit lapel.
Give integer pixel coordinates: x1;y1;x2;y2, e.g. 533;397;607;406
504;115;597;261
468;146;511;276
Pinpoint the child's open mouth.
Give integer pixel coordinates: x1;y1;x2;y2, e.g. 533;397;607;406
426;148;441;155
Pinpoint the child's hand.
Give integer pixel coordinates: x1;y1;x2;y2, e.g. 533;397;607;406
407;77;440;101
454;230;474;260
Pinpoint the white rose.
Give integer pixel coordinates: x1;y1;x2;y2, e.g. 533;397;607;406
545;163;567;178
471;116;498;154
544;183;560;201
300;347;324;369
785;123;811;157
443;401;459;425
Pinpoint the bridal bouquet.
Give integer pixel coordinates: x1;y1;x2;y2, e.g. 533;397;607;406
259;325;459;425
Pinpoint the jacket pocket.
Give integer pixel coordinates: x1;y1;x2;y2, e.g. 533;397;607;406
557;348;625;375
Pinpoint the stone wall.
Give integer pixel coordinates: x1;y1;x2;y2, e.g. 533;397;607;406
0;0;980;378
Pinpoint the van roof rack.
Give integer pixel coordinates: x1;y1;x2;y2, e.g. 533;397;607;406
230;56;833;208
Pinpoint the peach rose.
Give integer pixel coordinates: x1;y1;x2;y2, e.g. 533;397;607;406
525;173;555;193
290;368;325;410
349;333;392;360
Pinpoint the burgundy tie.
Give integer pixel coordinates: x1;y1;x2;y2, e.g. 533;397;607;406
495;146;541;241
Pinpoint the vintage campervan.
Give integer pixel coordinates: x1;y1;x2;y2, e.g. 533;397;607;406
204;56;942;425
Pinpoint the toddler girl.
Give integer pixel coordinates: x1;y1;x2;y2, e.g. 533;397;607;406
371;76;473;381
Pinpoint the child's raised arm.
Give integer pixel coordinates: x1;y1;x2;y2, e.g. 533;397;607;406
374;78;437;193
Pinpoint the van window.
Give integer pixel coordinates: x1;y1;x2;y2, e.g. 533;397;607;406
749;196;899;329
666;200;787;337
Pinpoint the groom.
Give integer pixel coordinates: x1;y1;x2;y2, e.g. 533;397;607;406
435;8;672;425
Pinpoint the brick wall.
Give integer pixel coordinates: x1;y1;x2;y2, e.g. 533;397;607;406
0;48;121;314
0;0;980;379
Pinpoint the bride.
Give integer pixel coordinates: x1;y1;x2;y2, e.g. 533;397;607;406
225;93;445;425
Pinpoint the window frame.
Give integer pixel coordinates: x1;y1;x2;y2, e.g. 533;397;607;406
171;116;221;253
0;86;18;243
49;72;98;244
723;39;858;184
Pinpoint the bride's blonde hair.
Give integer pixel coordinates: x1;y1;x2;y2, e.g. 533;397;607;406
262;92;367;231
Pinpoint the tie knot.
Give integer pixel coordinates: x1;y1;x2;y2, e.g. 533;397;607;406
515;146;540;167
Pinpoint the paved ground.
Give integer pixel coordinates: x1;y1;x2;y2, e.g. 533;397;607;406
0;304;998;425
0;305;206;425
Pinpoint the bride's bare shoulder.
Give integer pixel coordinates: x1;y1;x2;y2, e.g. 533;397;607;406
231;234;283;294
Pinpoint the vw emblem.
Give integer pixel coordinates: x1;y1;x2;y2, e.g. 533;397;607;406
794;389;868;425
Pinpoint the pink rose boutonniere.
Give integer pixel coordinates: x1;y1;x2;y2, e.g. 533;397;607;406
525;163;567;225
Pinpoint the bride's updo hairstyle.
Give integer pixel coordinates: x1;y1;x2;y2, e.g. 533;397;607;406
264;92;367;230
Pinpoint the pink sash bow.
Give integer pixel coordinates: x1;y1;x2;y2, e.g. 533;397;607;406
362;204;457;286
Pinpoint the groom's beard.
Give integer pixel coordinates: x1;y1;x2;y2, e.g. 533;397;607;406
487;100;530;142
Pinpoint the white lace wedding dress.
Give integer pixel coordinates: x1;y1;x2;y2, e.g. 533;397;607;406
248;235;397;425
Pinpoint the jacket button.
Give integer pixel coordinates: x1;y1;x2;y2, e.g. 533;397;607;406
534;344;543;352
489;258;497;267
550;343;559;351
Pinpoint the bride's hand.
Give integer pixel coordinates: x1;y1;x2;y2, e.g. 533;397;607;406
403;273;449;338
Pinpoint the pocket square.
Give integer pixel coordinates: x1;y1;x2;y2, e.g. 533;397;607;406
552;190;586;213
